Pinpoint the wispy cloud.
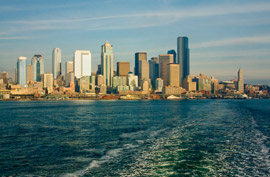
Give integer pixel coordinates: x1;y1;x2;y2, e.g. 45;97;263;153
192;35;270;49
0;36;33;40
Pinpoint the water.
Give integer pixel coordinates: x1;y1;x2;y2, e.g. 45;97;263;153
0;100;270;176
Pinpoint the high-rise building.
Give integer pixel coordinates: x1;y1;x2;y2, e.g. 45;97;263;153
155;78;163;92
73;50;91;79
97;75;104;86
167;50;177;63
17;56;27;87
127;72;138;91
41;73;53;93
65;72;75;87
159;54;174;86
237;68;244;93
32;54;44;82
66;61;73;75
52;48;62;79
177;37;190;86
167;63;179;86
1;72;8;84
149;58;159;89
135;52;147;76
117;62;130;77
101;41;113;86
27;65;33;83
139;59;149;85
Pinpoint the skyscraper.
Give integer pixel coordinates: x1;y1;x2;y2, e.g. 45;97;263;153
101;41;113;86
159;54;174;86
117;62;130;77
65;61;73;74
73;50;91;79
41;73;53;93
149;57;159;89
177;37;190;86
52;48;62;79
1;72;8;84
17;56;27;87
237;68;244;93
167;50;177;63
167;63;180;86
135;52;147;76
32;55;44;82
139;59;149;85
27;65;33;82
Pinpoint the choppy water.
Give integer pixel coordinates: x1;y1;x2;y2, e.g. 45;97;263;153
0;100;270;176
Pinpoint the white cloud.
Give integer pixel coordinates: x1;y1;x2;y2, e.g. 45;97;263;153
0;36;33;40
192;35;270;49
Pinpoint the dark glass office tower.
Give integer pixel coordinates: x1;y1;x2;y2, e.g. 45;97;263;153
177;37;190;86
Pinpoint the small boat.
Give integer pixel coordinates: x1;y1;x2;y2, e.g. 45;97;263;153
167;95;183;100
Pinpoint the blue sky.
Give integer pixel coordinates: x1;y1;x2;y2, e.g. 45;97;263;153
0;0;270;84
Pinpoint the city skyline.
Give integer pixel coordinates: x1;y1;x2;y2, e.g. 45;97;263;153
0;0;270;84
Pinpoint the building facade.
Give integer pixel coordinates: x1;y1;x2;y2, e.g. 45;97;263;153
41;73;53;93
27;65;33;83
149;58;159;89
167;49;177;63
73;50;91;79
66;61;73;75
117;62;130;77
52;48;62;79
167;63;179;87
135;52;147;76
237;68;244;93
177;37;190;86
17;56;27;87
159;54;174;86
32;55;44;82
101;41;113;86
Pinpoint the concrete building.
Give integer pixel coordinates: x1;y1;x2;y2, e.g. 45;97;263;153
195;73;211;92
32;54;44;82
211;76;220;94
135;52;147;76
149;58;159;89
139;59;149;85
237;68;244;93
167;63;179;87
155;78;163;93
97;75;104;86
113;76;127;92
27;65;33;83
101;41;113;86
159;54;174;86
65;72;75;87
167;50;177;63
183;75;197;91
52;48;62;79
66;61;73;75
41;73;53;93
164;86;183;95
77;76;90;93
177;37;190;86
74;50;91;79
1;72;8;84
17;56;27;87
117;62;130;77
127;72;138;91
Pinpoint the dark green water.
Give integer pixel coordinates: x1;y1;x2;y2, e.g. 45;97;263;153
0;100;270;176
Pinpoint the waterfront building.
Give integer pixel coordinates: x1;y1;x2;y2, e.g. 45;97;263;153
142;79;149;94
1;72;8;84
41;73;53;93
149;58;159;89
27;65;33;83
183;75;197;91
17;56;27;87
164;86;183;95
117;62;130;77
97;75;104;86
167;63;179;87
101;41;113;86
167;49;177;63
32;55;44;82
155;78;163;93
194;73;211;92
66;61;73;75
139;59;149;86
237;68;244;93
52;48;62;79
135;52;147;76
65;72;75;87
77;76;90;93
159;54;174;86
127;72;138;91
177;37;190;86
112;76;127;92
211;76;220;94
74;50;91;79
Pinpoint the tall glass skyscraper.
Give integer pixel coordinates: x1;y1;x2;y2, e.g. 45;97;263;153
17;56;27;87
177;37;190;86
73;50;91;79
31;55;44;82
101;41;113;86
52;48;62;79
